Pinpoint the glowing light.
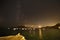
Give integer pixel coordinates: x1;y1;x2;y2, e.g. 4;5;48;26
8;28;10;29
58;27;60;29
13;28;16;31
22;28;24;30
38;26;42;28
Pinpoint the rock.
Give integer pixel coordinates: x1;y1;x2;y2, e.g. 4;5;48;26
0;33;26;40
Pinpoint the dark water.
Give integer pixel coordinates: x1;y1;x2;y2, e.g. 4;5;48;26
42;28;60;40
0;27;60;40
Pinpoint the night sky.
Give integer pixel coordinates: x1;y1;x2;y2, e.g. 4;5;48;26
0;0;60;26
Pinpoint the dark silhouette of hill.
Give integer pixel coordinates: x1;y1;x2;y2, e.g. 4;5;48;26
51;23;60;29
42;23;60;29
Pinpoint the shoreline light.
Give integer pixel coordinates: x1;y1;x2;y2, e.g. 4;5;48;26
38;26;42;28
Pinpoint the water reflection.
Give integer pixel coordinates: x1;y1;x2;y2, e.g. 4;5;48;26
39;29;43;40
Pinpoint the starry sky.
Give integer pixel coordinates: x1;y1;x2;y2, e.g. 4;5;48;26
0;0;60;26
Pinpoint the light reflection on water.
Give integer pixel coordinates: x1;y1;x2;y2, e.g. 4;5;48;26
39;29;43;40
